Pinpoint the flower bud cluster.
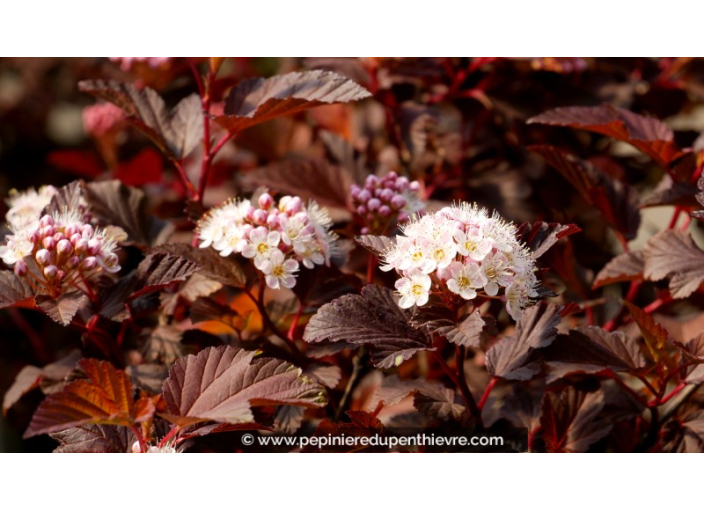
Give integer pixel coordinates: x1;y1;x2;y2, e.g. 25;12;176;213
351;172;425;234
83;102;125;137
197;193;338;290
1;190;121;296
380;202;538;321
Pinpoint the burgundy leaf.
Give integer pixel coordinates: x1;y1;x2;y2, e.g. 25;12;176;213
530;145;640;240
644;230;704;298
486;302;562;380
542;327;647;383
303;285;433;369
593;250;645;288
0;270;34;308
78;80;203;160
413;386;465;422
161;346;326;426
35;292;89;326
528;105;683;167
245;159;355;210
42;180;85;216
541;386;612;453
516;222;581;259
50;424;134;453
149;243;246;288
84;180;171;247
641;175;699;208
355;235;396;256
411;306;496;348
215;70;371;135
131;253;199;299
3;365;42;415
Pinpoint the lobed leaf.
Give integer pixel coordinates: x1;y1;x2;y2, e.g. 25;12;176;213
0;270;34;309
411;306;496;348
215;70;371;135
355;235;396;256
593;250;645;288
24;358;153;438
35;292;89;326
528;105;683;167
530;145;640;240
161;346;326;426
303;285;433;369
516;221;581;259
540;386;612;453
149;243;246;288
78;80;203;160
486;302;562;381
643;230;704;299
132;252;199;299
50;424;134;453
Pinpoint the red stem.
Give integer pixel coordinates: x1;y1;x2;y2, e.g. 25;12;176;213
287;300;304;341
158;426;181;448
655;382;687;406
131;425;147;453
477;377;498;410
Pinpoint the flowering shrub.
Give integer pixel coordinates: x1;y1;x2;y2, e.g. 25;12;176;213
4;57;704;454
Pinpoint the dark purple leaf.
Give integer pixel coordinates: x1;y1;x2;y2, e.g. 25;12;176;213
411;306;496;348
516;221;581;259
35;292;89;326
51;424;134;453
644;230;704;299
303;285;433;369
149;243;246;288
593;250;645;288
0;270;34;308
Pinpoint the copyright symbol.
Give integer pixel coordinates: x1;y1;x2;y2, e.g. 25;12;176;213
242;433;254;446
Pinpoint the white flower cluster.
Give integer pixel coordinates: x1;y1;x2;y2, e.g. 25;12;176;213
197;193;338;290
0;187;121;295
380;203;538;321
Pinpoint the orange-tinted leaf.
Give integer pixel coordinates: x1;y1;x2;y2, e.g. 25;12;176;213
24;359;151;438
624;302;674;371
3;366;42;415
215;70;371;135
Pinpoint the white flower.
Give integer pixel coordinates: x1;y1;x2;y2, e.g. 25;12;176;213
0;232;34;266
293;239;325;269
446;261;487;300
481;251;513;296
505;275;538;321
213;224;247;257
5;186;56;228
454;228;492;262
242;227;281;269
395;268;432;309
261;250;299;289
279;213;311;246
197;199;250;249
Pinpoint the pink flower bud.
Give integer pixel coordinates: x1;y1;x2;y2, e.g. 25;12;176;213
56;270;65;281
245;205;256;220
29;230;40;244
357;205;367;215
266;214;279;228
42;236;56;250
40;226;55;238
396;176;409;188
68;255;81;268
70;233;82;245
43;265;58;279
361;227;369;235
53;232;66;242
39;215;54;227
57;239;73;255
379;205;392;217
241;224;253;237
258;193;274;209
367;198;381;211
391;195;406;209
365;174;379;186
65;225;79;237
374;188;384;198
88;239;101;255
75;239;89;253
14;260;27;276
409;181;421;192
380;189;394;201
284;197;302;214
82;257;97;270
252;209;268;224
358;190;371;202
36;249;51;265
398;212;409;222
350;185;361;200
81;224;93;238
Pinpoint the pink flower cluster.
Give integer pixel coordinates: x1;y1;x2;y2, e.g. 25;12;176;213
1;208;121;296
351;172;425;234
83;102;125;138
380;202;538;321
109;57;171;71
197;193;338;290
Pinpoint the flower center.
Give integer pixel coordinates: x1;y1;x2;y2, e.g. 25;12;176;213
257;243;269;254
457;276;470;288
464;240;476;252
273;265;285;277
485;266;496;279
411;249;423;262
411;283;424;296
434;248;445;260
